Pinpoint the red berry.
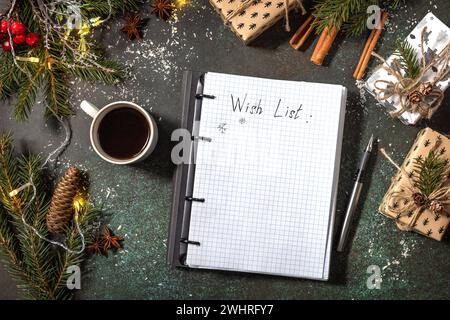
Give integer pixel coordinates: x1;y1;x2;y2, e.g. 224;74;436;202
25;32;39;47
10;21;26;35
13;34;26;44
0;20;10;33
2;39;12;52
0;32;5;41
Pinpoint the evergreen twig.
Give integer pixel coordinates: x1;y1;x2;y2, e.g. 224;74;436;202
0;0;143;121
413;150;448;196
393;38;421;79
0;133;101;300
66;60;126;85
0;55;18;100
312;0;404;36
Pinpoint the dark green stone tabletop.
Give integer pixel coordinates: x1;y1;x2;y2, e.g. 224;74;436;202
0;0;449;300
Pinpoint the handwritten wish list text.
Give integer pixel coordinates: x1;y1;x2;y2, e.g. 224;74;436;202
231;94;307;120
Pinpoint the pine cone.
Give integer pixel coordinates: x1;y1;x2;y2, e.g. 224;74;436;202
413;193;426;207
407;90;423;104
429;200;444;215
419;82;433;96
46;167;81;234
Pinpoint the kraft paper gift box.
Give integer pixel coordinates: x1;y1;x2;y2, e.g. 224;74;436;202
379;128;450;241
365;13;450;125
210;0;298;44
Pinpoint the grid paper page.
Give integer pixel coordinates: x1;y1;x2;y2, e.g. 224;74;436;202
186;72;345;279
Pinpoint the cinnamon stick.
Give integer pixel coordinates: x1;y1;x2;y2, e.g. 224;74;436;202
353;29;377;78
353;11;389;80
290;15;316;50
310;25;339;66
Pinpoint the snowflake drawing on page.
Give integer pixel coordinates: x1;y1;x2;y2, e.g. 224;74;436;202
217;123;228;134
239;118;246;125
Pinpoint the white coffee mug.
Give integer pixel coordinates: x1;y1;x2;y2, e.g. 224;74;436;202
80;100;158;165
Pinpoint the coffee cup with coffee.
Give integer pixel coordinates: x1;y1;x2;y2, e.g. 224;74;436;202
80;100;158;165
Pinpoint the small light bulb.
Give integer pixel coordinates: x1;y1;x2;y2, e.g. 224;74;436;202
73;194;87;212
177;0;190;7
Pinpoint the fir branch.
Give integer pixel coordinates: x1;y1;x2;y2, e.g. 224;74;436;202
0;0;142;121
0;55;18;100
0;133;102;300
0;205;47;300
44;66;73;118
343;12;371;37
10;194;54;299
0;136;51;299
0;204;24;286
388;0;404;9
312;0;404;36
0;146;54;299
19;0;40;33
66;59;125;85
0;205;21;263
50;205;101;300
313;0;377;34
16;156;54;299
413;150;448;196
14;63;45;122
0;134;22;210
80;0;144;17
393;38;421;79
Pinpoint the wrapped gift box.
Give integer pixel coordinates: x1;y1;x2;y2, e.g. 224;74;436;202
210;0;297;44
365;13;450;125
379;128;450;241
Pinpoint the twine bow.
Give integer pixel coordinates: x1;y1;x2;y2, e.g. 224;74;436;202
224;0;306;33
380;139;450;232
372;27;450;120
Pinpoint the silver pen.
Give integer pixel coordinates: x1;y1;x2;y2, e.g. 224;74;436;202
337;134;374;252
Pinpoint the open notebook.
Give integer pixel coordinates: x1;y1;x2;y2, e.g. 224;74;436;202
168;71;347;280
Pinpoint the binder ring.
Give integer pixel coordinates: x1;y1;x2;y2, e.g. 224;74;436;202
196;94;216;99
181;239;201;246
192;136;212;142
185;196;205;203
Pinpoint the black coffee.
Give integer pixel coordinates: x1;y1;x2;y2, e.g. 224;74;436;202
97;107;150;160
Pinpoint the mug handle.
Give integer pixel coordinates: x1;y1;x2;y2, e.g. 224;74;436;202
80;100;99;118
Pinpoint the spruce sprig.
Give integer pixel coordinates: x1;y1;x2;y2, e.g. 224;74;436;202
0;56;18;100
413;150;448;197
80;0;142;17
0;133;101;299
0;0;142;121
312;0;404;36
393;39;421;79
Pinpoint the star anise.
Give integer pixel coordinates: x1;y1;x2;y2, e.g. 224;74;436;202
102;226;124;251
121;14;144;40
87;237;105;255
151;0;175;20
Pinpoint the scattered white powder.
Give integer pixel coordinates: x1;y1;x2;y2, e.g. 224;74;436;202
382;259;399;270
400;239;412;258
355;79;367;105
